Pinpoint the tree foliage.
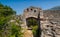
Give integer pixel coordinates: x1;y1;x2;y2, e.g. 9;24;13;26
0;3;22;37
0;3;16;17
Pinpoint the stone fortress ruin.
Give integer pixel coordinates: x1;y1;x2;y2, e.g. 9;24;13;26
21;6;60;37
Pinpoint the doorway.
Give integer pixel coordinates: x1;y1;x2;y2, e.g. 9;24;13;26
26;17;39;37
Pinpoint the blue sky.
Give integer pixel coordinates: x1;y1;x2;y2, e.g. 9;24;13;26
0;0;60;15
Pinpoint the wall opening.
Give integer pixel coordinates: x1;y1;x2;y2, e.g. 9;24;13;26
26;17;38;28
26;17;39;37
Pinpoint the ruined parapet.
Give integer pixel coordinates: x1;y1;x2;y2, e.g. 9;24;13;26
22;6;43;37
22;6;43;29
23;6;43;18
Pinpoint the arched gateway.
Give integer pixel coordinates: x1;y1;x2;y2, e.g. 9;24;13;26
21;6;60;37
22;6;43;37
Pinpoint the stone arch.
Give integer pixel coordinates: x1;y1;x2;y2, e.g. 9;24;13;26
22;6;44;37
26;17;38;30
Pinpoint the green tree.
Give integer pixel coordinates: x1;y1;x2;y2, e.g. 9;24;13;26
0;3;23;37
0;3;16;37
9;19;23;37
9;15;23;37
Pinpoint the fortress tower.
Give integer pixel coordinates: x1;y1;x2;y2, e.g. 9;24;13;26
22;6;43;29
21;6;43;37
21;6;60;37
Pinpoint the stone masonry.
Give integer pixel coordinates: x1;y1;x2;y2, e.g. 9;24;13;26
21;6;60;37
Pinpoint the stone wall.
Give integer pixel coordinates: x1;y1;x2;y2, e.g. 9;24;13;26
22;6;43;29
21;6;60;37
41;10;60;37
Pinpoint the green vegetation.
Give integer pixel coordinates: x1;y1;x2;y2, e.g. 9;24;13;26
27;18;38;27
0;3;22;37
27;18;38;37
9;21;23;37
32;25;38;37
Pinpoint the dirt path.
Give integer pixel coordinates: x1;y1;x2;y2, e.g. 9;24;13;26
23;30;33;37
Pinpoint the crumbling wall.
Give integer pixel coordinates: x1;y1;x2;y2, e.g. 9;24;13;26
22;6;60;37
41;10;60;37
